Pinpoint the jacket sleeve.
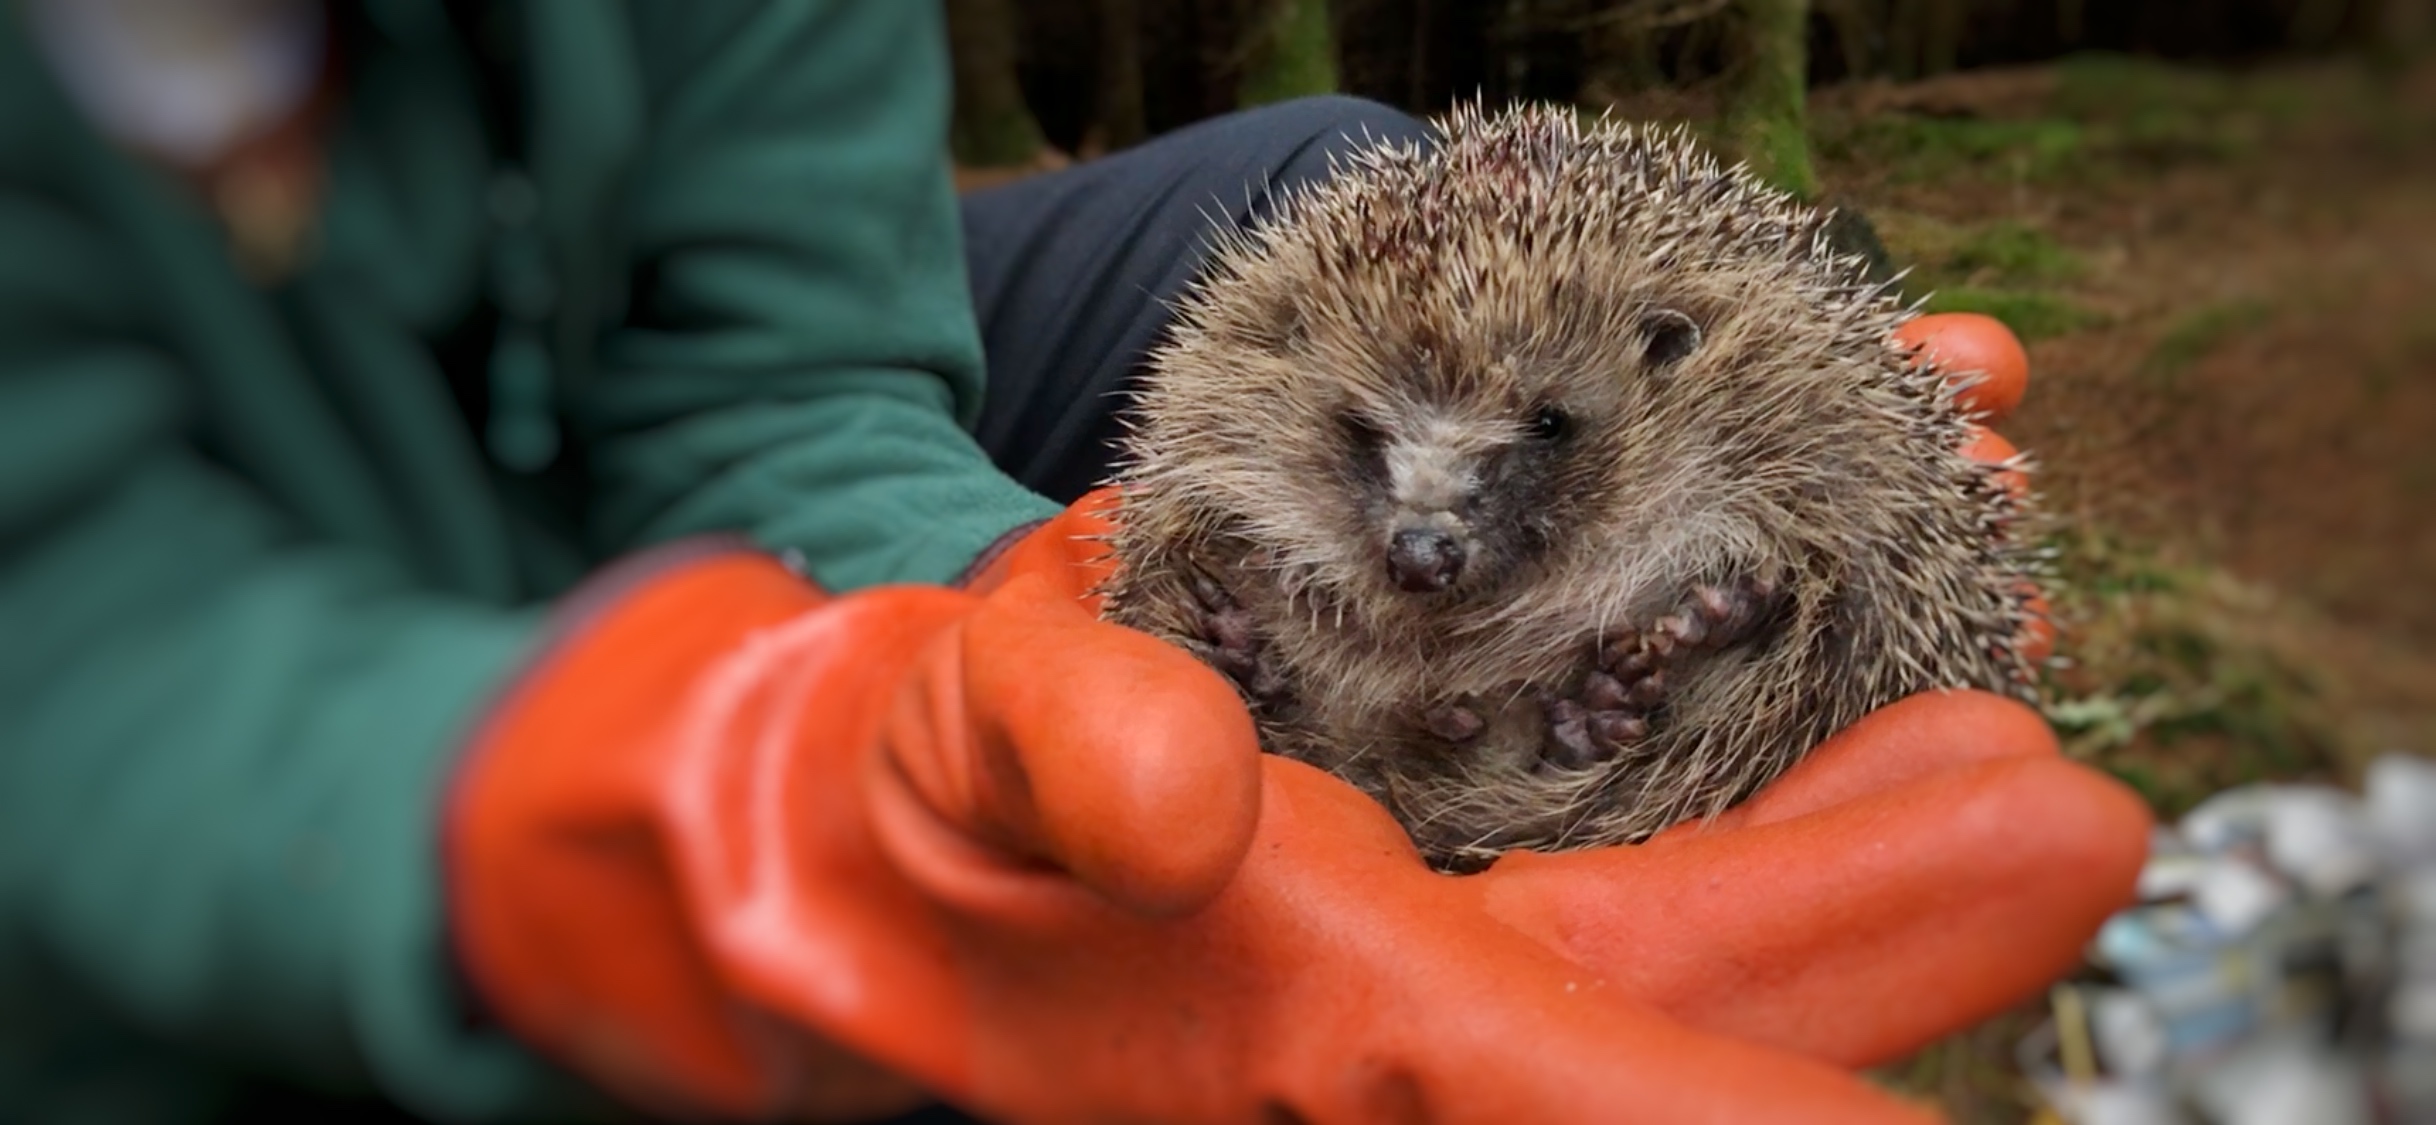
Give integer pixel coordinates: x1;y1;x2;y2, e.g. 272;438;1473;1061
575;0;1062;592
0;202;592;1121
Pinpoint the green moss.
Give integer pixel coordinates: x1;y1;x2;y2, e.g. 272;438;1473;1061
1874;213;2096;346
1237;0;1339;107
1879;214;2086;323
1922;287;2102;340
1731;114;1821;199
2139;299;2273;387
1721;0;1819;200
2046;53;2295;169
1946;221;2084;285
2050;53;2240;121
1812;53;2329;193
2039;532;2345;816
1816;116;2086;184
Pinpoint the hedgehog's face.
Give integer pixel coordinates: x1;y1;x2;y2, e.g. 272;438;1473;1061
1316;306;1708;605
1330;396;1558;597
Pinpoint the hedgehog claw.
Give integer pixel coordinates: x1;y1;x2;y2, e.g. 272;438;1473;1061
1600;644;1657;677
1425;703;1486;744
1655;612;1709;648
1544;714;1603;771
1186;570;1286;703
1590;712;1649;747
1679;575;1782;649
1539;674;1655;771
1581;671;1630;711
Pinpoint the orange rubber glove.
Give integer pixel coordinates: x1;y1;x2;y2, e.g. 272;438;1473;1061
448;553;1938;1124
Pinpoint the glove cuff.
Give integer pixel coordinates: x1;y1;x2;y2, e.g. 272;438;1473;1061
958;486;1124;600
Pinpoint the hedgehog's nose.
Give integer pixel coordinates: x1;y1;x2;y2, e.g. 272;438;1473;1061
1387;527;1465;593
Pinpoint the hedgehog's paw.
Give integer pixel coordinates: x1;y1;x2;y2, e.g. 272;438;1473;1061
1537;685;1653;773
1188;571;1287;701
1423;702;1487;744
1599;575;1783;667
1560;576;1782;772
1662;575;1782;652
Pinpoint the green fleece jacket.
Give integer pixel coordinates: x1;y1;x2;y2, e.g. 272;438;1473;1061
0;2;1059;1121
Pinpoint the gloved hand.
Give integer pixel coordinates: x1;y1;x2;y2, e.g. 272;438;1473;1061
447;551;1938;1124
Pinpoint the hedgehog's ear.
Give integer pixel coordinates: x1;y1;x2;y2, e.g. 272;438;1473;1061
1639;308;1703;370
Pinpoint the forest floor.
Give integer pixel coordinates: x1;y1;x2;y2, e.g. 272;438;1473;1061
1598;53;2436;1123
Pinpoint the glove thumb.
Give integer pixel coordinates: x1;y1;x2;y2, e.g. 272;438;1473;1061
876;573;1265;919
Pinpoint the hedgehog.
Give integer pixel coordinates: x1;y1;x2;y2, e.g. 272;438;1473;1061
1097;102;2044;873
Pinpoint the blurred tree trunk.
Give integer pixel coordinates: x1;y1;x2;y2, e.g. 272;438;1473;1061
1501;0;1532;100
1886;0;1964;78
2057;0;2086;44
1920;0;1964;75
1884;0;1918;78
1817;0;1882;78
2287;0;2355;47
1239;0;1341;106
1723;0;1819;198
1574;1;1732;97
1089;0;1148;151
946;0;1050;167
2375;0;2434;63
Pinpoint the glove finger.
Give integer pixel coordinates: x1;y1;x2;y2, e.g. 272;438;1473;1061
1482;742;2150;1067
1657;692;2056;835
1961;424;2031;499
1240;762;1943;1125
883;574;1264;918
1341;975;1946;1125
1897;312;2030;424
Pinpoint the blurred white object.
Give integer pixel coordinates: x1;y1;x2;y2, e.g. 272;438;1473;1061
2369;754;2436;864
2262;786;2380;898
2021;1012;2196;1125
2190;859;2288;936
2032;764;2436;1125
2187;1035;2370;1125
2069;1083;2191;1125
2396;978;2436;1041
2092;990;2174;1077
2181;788;2275;854
23;0;325;167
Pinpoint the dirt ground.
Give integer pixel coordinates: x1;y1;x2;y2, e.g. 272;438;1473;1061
1789;54;2435;1122
1831;55;2434;765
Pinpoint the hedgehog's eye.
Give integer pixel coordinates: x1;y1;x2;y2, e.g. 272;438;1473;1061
1640;308;1703;370
1529;405;1571;442
1338;410;1386;451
